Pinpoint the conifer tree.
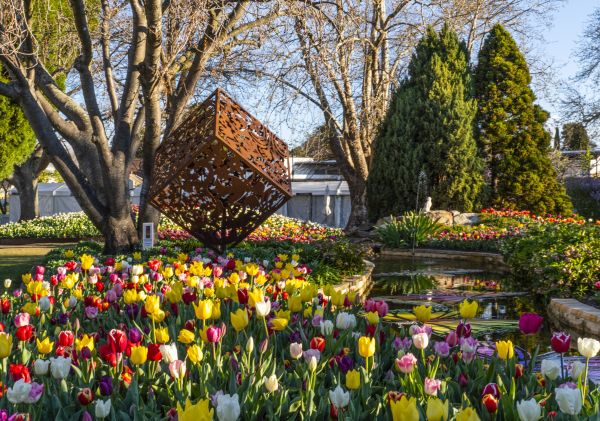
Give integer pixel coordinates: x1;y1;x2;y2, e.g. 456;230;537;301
554;127;561;150
368;25;483;221
474;24;572;214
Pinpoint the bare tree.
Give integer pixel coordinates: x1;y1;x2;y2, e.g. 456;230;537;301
0;0;281;252
8;145;49;221
245;0;560;230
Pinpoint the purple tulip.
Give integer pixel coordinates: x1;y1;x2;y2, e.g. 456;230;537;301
519;313;544;335
99;376;113;396
338;355;353;373
125;303;140;319
129;327;142;343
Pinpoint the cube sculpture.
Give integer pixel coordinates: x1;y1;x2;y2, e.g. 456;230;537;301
148;89;292;252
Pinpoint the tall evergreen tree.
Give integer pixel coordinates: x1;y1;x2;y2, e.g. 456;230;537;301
554;127;561;150
474;24;572;214
562;122;594;150
367;25;484;221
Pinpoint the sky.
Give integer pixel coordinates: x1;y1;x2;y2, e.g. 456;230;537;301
536;0;598;126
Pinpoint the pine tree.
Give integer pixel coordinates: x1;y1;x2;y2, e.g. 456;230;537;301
562;122;594;150
474;24;572;214
554;127;561;150
367;25;484;221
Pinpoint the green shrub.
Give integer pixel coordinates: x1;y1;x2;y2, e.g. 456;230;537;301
376;212;442;248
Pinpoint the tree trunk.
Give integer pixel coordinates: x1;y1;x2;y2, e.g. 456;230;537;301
102;214;139;255
344;174;369;231
10;146;49;221
17;178;39;221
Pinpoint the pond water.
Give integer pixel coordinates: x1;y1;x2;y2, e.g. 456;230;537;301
370;256;600;381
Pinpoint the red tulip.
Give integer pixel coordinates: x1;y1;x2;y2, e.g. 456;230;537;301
9;364;30;383
551;331;571;353
15;325;33;341
147;344;162;361
77;388;94;405
58;330;74;346
482;394;498;413
310;336;326;352
108;329;128;353
237;288;248;305
518;313;543;335
99;343;118;367
1;298;10;314
515;363;524;378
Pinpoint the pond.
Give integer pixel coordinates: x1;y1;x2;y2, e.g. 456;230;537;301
370;256;600;381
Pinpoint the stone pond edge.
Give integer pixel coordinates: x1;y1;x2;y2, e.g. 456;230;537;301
547;298;600;339
378;247;508;270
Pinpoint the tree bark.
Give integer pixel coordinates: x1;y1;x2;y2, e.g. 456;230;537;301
10;146;49;221
102;214;139;254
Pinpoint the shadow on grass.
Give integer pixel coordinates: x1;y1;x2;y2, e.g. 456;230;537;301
0;244;75;281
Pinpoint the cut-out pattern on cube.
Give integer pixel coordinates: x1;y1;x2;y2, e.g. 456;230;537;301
148;89;292;251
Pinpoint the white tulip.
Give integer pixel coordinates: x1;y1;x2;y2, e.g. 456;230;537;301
33;359;50;376
577;337;600;358
541;359;561;380
412;332;429;350
336;312;357;330
49;356;72;379
38;296;51;312
255;299;271;318
68;296;78;308
570;361;586;381
290;342;303;359
246;337;254;354
329;385;350;409
320;320;334;336
263;374;279;393
95;399;112;418
516;398;541;421
216;393;241;421
7;379;31;404
159;343;178;364
555;386;583;415
308;355;318;372
3;278;11;288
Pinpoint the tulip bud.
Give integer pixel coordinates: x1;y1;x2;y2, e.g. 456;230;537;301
264;374;279;393
259;338;269;354
246;337;254;354
308;355;318;372
3;279;11;289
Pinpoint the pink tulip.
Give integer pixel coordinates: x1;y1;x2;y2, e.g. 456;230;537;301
445;331;458;347
206;326;222;343
14;312;30;328
169;360;186;379
395;353;418;374
518;313;543;335
424;378;442;396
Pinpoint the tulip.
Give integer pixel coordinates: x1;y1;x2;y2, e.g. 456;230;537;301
178;398;213;421
4;278;11;288
290;342;303;359
33;359;50;376
518;313;544;335
269;318;288;331
130;345;148;365
320;320;334;336
263;374;279;393
80;254;94;271
459;299;478;319
107;329;127;353
310;336;326;352
230;308;249;332
455;407;481;421
329;385;350;409
169;360;186;379
570;361;585;381
15;325;33;342
346;369;360;390
14;312;30;327
144;294;161;315
99;376;113;396
0;332;12;358
160;343;178;363
77;388;95;405
424;377;442;396
216;393;240;421
434;341;450;357
178;329;195;344
36;337;54;355
555;384;582;415
426;398;448;421
155;327;170;344
95;399;112;419
481;383;500;398
49;356;71;379
7;379;33;404
516;398;541;421
541;359;560;380
336;312;357;330
358;336;376;358
187;344;203;364
413;305;432;323
549;331;571;353
193;300;213;320
246;337;254;354
395;353;418;374
76;334;95;353
365;311;379;325
206;326;222;343
390;395;419;421
412;332;429;350
288;295;303;313
255;299;271;318
577;337;600;358
445;331;458;347
495;340;514;360
482;394;498;413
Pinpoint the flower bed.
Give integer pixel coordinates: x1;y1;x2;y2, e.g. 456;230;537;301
0;250;598;419
0;213;100;239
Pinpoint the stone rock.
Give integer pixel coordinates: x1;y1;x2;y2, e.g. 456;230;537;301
426;210;454;225
451;210;461;217
453;212;480;226
375;216;394;227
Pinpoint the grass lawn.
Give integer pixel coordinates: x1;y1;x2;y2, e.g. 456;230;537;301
0;243;74;282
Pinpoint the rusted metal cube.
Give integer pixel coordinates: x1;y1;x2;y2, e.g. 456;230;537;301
148;89;292;251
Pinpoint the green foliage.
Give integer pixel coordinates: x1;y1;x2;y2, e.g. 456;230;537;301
376;212;442;248
562;122;594;150
0;212;100;239
501;223;600;297
474;24;572;214
368;25;484;221
565;177;600;219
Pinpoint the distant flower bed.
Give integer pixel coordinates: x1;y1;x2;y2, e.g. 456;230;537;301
0;212;100;239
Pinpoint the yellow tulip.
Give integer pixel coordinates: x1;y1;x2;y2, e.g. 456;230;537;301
187;344;204;364
365;311;379;325
330;289;345;307
211;300;221;320
270;318;288;331
255;274;267;286
245;263;259;277
230;308;249;332
248;289;264;307
288;295;303;313
193;300;213;320
346;369;360;390
0;333;11;359
36;337;54;354
390;396;419;421
456;407;481;421
21;273;32;285
496;340;514;360
178;329;195;344
155;327;170;344
199;326;209;343
75;334;95;352
162;266;174;279
413;305;433;323
144;295;161;315
72;289;83;300
80;254;94;271
459;300;478;319
22;302;38;316
303;307;313;318
177;253;188;263
177;398;213;421
132;251;142;261
149;309;166;322
276;310;291;321
130;345;148;365
426;398;449;421
123;289;139;304
63;249;74;259
166;282;183;303
358;336;376;358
